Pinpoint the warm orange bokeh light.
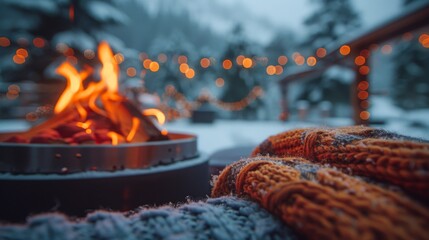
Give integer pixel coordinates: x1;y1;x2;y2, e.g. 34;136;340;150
381;44;393;54
113;53;124;64
339;45;351;55
360;49;370;58
360;100;370;109
143;59;152;69
275;65;283;75
359;66;370;75
266;65;276;75
295;55;305;65
358;81;369;91
0;37;10;47
242;58;253;68
402;32;413;41
316;48;327;58
179;63;189;73
84;49;95;59
69;4;75;22
33;37;45;48
149;61;160;72
13;55;25;64
292;52;301;60
222;59;232;69
158;53;167;63
360;111;370;120
278;56;288;65
200;58;210;68
215;77;224;87
178;55;187;64
354;56;366;66
236;55;245;65
126;67;137;77
419;33;429;48
306;56;317;66
26;112;38;122
16;48;28;58
139;52;148;61
358;91;369;100
185;69;195;79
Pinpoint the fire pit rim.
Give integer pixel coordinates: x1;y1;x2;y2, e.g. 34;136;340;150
0;132;198;174
0;153;206;180
0;132;196;148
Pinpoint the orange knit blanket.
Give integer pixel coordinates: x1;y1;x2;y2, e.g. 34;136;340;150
212;126;429;240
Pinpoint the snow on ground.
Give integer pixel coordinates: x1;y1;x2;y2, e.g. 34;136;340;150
166;120;315;155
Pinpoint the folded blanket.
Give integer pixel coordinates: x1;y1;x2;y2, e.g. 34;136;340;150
0;197;296;240
251;126;429;200
211;157;429;240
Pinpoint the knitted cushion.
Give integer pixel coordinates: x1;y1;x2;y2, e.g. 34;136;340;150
211;157;429;240
0;197;296;240
251;126;429;200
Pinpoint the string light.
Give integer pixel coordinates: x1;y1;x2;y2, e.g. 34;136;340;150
306;56;317;66
242;58;253;68
222;59;232;69
339;45;351;55
200;58;210;68
278;56;288;65
316;48;326;58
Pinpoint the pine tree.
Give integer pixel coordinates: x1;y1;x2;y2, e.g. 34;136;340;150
297;0;361;115
392;0;429;109
219;25;259;119
303;0;360;49
0;0;129;83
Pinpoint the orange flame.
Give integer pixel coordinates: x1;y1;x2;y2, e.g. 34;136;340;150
98;41;119;94
54;62;86;114
126;117;140;142
108;131;119;145
53;42;167;144
143;108;166;125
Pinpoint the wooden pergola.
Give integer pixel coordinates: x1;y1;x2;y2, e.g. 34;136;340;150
278;1;429;125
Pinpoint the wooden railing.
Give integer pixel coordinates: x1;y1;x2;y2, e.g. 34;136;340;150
279;1;429;125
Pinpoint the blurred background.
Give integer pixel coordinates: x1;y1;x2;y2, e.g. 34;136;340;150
0;0;428;152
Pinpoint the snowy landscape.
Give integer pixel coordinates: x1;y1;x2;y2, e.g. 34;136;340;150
0;0;428;146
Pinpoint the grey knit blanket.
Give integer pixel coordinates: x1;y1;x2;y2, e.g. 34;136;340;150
0;197;296;240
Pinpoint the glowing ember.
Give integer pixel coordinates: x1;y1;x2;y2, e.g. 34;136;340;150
2;42;168;145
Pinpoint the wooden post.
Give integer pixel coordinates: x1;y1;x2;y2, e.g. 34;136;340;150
351;47;370;125
279;83;289;121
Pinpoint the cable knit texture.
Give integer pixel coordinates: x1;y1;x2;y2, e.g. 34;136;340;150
211;157;429;240
0;197;296;240
251;126;429;200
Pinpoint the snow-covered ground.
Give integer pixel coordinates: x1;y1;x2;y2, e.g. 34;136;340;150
166;120;315;155
0;118;427;156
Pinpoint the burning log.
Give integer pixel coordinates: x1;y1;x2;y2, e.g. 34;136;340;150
1;42;168;145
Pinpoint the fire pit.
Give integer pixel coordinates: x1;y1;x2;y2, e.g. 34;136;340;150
0;42;209;222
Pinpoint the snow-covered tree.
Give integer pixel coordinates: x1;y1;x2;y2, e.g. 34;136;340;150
392;0;429;109
295;0;361;117
303;0;361;49
218;25;265;119
0;0;129;83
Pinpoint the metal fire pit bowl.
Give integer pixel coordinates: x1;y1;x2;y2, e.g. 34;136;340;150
0;132;197;174
0;132;210;222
